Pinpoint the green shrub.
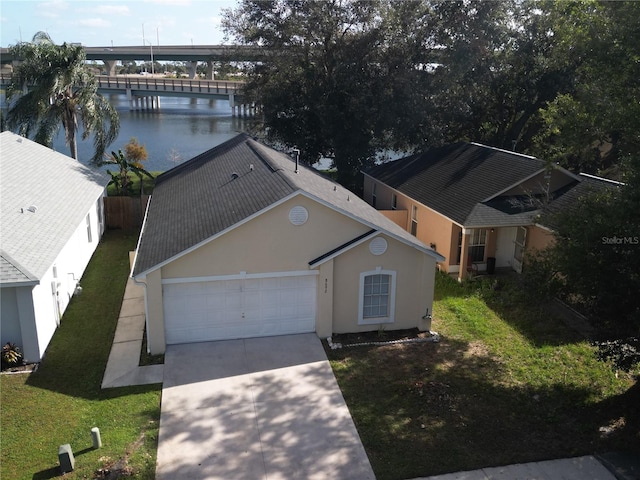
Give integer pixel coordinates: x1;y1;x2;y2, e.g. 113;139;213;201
594;337;640;372
1;343;23;369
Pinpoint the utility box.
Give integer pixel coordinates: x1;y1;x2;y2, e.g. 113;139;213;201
58;444;75;473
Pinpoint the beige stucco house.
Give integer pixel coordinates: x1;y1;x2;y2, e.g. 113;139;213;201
132;134;444;354
363;142;617;282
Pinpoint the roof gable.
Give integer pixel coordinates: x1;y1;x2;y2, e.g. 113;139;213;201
0;132;109;283
133;134;443;277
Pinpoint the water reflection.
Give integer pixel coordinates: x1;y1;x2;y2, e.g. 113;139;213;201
2;91;248;172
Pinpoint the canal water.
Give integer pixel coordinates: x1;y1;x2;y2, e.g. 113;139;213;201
1;92;339;172
59;95;250;172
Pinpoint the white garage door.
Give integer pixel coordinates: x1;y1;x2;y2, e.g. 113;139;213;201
163;274;317;344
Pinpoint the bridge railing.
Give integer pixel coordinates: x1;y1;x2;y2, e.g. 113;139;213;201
96;75;245;94
0;74;245;94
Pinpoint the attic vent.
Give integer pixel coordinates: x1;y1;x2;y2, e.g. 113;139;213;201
231;172;239;180
289;206;309;226
369;237;388;256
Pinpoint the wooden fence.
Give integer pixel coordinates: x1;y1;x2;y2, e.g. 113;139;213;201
104;195;150;230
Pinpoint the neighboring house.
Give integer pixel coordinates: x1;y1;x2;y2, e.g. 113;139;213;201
363;142;616;281
131;134;444;355
0;131;109;362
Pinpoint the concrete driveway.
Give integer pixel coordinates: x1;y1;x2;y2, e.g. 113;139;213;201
156;334;375;480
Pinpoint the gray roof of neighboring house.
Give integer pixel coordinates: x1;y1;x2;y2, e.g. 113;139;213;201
364;142;547;226
133;133;443;277
0;131;109;285
537;174;621;231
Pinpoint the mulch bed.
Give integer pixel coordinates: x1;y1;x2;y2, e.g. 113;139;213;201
0;362;39;374
329;328;433;346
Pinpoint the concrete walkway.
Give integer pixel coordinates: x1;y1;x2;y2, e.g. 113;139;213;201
101;275;163;389
413;455;618;480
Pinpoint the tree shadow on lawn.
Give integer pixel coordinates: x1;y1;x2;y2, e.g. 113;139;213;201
327;336;639;480
434;271;586;347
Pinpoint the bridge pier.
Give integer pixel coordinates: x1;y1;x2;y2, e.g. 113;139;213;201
126;88;160;111
103;60;118;76
206;61;215;80
187;61;198;79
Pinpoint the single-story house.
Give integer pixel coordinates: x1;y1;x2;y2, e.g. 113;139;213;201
362;142;618;281
0;131;109;362
131;134;444;354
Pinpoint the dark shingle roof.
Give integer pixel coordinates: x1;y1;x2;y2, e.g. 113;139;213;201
133;134;443;276
365;143;546;225
537;174;621;230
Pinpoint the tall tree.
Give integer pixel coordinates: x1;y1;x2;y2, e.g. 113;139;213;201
223;0;393;190
6;32;119;164
526;155;640;338
531;1;640;177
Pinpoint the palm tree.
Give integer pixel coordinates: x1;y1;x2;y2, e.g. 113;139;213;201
5;32;119;164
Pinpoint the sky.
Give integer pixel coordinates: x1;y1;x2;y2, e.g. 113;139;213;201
1;0;240;48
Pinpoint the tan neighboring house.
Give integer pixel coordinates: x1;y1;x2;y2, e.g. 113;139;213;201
132;134;444;355
363;142;616;282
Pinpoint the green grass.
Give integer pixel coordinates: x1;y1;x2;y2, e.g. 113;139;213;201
327;272;639;480
0;230;161;480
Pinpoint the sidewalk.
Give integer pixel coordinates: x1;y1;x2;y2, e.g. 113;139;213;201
101;273;163;389
413;454;637;480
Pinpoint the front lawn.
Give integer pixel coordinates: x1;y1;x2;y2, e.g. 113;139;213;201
0;230;161;480
327;272;639;480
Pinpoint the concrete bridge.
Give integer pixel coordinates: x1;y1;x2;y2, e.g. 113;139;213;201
1;44;266;79
97;75;252;115
0;74;254;116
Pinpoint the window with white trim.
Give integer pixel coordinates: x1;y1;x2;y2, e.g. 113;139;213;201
358;270;396;325
469;229;486;262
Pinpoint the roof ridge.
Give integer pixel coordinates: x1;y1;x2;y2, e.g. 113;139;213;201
579;172;624;186
156;132;251;185
245;138;304;192
469;142;539;161
245;139;282;173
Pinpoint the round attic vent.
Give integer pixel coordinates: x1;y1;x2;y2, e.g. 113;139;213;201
289;206;309;225
369;237;388;255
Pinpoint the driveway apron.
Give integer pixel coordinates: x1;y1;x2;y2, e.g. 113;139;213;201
157;333;375;480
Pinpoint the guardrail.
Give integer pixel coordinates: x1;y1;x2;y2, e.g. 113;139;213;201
0;74;245;95
96;76;244;94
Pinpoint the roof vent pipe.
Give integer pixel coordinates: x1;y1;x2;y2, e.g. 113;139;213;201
293;148;300;174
